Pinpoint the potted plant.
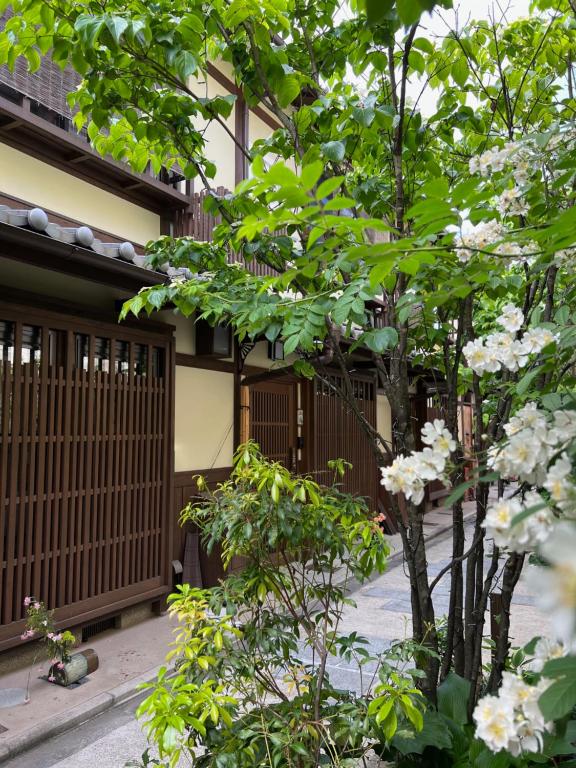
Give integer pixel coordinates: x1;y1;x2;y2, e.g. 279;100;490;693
22;598;98;686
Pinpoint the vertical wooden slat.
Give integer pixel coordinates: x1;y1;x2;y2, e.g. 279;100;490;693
74;364;87;604
117;364;128;589
124;343;135;585
32;329;49;599
52;359;65;607
81;335;95;600
4;322;22;624
14;357;31;616
23;350;39;609
66;348;79;605
56;332;73;608
0;355;12;611
91;366;101;597
143;349;153;580
103;339;115;594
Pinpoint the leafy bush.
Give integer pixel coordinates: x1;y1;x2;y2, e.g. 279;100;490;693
134;443;425;767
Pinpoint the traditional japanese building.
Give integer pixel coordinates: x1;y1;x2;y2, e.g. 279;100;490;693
0;54;399;653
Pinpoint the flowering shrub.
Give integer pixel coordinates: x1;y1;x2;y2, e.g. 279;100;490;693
473;673;553;756
380;419;456;504
462;305;557;376
467;400;576;754
23;598;75;682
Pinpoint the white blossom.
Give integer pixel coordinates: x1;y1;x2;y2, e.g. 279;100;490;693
521;327;557;354
474;674;552;755
420;419;457;457
497;303;524;333
544;453;575;511
380;421;456;506
527;522;576;642
474;695;517;752
454;219;505;262
530;637;568;673
497;187;529;217
462;339;501;375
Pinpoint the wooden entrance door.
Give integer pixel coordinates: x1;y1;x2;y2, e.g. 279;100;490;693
311;373;379;512
0;301;173;649
248;381;297;471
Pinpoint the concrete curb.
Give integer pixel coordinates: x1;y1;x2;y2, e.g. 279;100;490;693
0;664;165;764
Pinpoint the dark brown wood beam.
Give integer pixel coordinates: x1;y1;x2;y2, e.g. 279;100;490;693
0;94;190;214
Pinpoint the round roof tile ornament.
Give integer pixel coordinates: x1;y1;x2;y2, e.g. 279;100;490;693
75;226;95;247
118;241;136;261
27;208;49;232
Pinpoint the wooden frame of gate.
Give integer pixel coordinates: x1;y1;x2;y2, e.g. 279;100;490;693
0;297;174;650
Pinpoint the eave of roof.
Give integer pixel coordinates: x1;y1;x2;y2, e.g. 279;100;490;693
0;211;169;292
0;95;190;214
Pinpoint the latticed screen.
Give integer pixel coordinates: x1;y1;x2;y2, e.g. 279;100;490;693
0;306;172;647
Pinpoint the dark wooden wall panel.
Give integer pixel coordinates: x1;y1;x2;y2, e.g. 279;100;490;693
0;301;173;648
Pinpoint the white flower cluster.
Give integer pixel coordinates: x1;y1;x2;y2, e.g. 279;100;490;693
469;143;519;176
487;403;576;486
462;305;557;376
474;672;552;755
482;491;554;552
555;246;576;268
468;141;530;187
530;637;568;673
380;419;456;505
497;186;528;218
454;221;537;264
454;219;504;263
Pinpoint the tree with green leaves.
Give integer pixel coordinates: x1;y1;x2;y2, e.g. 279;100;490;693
3;0;576;726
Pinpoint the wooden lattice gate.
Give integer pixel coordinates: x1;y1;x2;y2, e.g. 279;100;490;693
248;381;297;470
0;300;173;649
312;373;379;512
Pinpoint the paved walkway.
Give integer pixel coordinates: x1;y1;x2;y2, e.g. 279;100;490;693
0;504;551;766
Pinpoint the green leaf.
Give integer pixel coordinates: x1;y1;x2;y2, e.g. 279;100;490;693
352;106;376;127
540;676;576;721
516;367;541;396
361;327;399;354
105;15;129;44
175;50;198;80
392;711;453;756
277;75;301;108
452;57;470;87
300;160;324;191
321;141;346;162
316;176;344;200
437;673;471;725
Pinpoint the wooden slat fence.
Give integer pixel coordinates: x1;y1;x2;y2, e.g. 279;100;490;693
312;373;380;513
249;381;296;470
0;303;173;648
174;187;282;278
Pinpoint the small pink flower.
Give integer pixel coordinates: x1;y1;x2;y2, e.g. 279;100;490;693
47;633;54;640
53;633;62;642
48;675;56;683
23;597;31;607
33;602;40;610
57;662;65;670
20;632;28;640
25;629;35;638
